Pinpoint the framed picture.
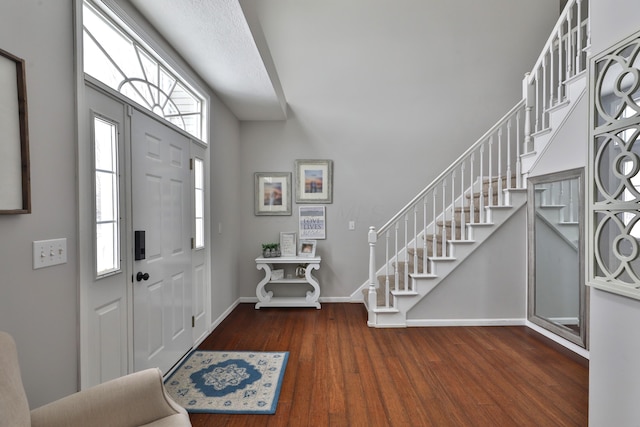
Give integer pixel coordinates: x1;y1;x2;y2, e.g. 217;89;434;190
295;159;333;203
0;48;30;214
279;231;297;257
298;240;317;257
254;172;292;216
299;206;326;239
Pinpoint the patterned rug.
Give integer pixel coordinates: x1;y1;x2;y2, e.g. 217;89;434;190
164;350;289;414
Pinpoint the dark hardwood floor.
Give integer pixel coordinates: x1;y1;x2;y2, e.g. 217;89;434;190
189;303;588;427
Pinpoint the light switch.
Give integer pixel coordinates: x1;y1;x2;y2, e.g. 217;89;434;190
348;221;356;230
33;238;67;269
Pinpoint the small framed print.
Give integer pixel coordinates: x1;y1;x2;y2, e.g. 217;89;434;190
254;172;292;216
295;159;333;203
279;231;297;257
299;206;326;239
298;240;317;257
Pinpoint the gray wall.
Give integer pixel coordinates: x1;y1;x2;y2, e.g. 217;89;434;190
0;0;78;408
589;0;640;424
238;0;560;301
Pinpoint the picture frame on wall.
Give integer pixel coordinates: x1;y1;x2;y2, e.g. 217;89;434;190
295;159;333;203
0;48;30;214
299;205;326;239
254;172;292;216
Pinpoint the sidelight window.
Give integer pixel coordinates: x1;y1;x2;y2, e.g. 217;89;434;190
93;114;120;276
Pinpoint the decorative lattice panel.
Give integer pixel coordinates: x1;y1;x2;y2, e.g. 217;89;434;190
590;35;640;298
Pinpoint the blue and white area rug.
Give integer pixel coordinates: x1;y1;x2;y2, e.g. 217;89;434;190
165;350;289;414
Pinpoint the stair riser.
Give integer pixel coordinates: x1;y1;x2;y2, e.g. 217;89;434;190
482;176;517;192
454;210;481;224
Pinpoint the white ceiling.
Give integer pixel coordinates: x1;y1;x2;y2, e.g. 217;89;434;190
129;0;287;121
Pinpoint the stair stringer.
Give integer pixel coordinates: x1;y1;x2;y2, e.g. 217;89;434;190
369;189;527;327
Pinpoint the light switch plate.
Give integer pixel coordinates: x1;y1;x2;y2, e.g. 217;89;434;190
33;238;67;269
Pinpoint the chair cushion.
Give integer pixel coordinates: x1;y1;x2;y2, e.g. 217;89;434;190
0;331;31;427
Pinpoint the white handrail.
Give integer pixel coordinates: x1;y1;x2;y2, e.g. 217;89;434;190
377;100;524;236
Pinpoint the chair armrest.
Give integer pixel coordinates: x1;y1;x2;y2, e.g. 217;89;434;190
30;368;190;427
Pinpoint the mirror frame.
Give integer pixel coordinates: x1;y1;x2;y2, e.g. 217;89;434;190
527;168;588;349
0;48;30;214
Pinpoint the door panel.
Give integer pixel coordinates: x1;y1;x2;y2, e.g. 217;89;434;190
81;85;128;388
132;109;193;373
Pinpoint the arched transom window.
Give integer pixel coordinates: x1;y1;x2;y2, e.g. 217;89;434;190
83;1;206;142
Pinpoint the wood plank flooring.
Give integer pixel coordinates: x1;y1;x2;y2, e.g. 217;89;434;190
189;303;588;427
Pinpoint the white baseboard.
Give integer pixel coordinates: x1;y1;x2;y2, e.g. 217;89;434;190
406;318;526;327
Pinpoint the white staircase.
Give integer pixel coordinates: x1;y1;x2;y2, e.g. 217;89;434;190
359;0;590;327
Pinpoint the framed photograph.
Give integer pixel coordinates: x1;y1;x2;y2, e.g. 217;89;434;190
298;240;317;257
295;159;333;203
299;206;326;239
279;231;297;257
0;48;30;214
254;172;292;216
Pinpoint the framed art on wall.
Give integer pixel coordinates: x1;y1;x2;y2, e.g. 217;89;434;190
0;48;30;214
295;159;333;203
299;206;326;239
254;172;292;215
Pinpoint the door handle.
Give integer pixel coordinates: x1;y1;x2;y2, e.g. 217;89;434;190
136;272;150;282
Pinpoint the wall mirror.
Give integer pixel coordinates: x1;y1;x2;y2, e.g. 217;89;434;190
0;48;30;214
527;168;587;348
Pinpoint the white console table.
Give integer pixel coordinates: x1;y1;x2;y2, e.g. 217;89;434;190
255;256;321;309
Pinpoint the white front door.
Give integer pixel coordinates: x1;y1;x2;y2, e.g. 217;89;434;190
131;109;193;373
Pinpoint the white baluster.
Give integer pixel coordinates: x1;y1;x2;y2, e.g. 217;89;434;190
576;0;582;71
460;162;466;240
470;152;475;224
367;227;378;317
385;231;390;307
567;7;574;79
497;128;503;206
432;188;437;257
423;196;428;274
488;136;494;207
556;25;562;104
550;32;556;106
442;180;447;255
394;223;400;296
479;144;485;223
542;54;548;129
506;119;512;191
516;109;522;188
404;214;409;292
535;68;541;133
451;170;456;240
413;206;418;277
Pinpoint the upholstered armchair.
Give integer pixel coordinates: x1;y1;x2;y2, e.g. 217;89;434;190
0;331;191;427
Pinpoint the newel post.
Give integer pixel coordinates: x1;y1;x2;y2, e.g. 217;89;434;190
522;72;534;154
367;226;378;324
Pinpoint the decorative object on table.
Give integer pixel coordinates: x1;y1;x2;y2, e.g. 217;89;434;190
298;240;317;257
299;205;326;239
261;243;280;258
295;264;306;278
271;269;284;281
279;231;297;257
294;159;333;203
254;172;291;216
164;350;289;414
0;48;30;214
